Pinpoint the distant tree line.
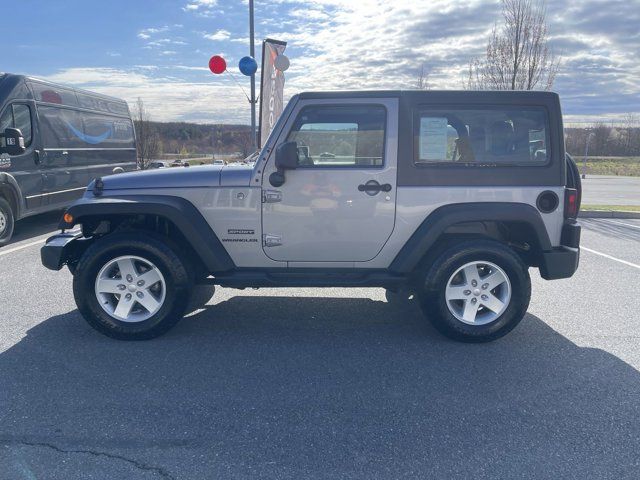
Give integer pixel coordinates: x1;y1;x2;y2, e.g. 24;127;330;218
132;98;254;168
565;116;640;157
149;121;253;157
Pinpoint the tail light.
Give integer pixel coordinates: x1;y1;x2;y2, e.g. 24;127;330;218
565;188;578;219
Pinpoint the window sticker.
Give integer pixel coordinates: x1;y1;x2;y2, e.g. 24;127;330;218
419;116;448;161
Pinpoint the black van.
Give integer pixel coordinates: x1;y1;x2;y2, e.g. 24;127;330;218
0;73;136;245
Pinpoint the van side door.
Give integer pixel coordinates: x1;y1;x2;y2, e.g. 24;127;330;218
37;105;89;207
0;101;43;212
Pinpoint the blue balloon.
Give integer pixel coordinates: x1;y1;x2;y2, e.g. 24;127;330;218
239;56;258;76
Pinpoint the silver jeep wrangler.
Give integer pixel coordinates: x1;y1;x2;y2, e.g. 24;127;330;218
41;90;581;342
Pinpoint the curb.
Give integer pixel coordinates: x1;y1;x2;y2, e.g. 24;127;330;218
579;210;640;219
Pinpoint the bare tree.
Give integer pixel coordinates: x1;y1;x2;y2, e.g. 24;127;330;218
133;97;161;169
590;122;613;156
621;113;640;156
417;64;430;90
234;129;253;158
467;0;559;90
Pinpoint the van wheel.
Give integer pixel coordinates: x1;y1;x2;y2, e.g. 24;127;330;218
0;197;15;247
73;232;193;340
418;239;531;343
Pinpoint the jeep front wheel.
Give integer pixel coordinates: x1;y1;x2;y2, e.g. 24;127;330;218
73;232;193;340
418;240;531;342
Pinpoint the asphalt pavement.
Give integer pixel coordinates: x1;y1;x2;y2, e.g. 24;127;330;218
581;175;640;206
0;218;639;479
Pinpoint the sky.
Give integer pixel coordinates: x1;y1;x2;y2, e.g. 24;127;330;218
4;0;640;125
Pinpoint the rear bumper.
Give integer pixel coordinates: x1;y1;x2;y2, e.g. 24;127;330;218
539;222;581;280
41;232;84;271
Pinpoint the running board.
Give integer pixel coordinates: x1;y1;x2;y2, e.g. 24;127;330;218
202;269;408;289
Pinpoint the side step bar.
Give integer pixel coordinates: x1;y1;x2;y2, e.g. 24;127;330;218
202;269;409;289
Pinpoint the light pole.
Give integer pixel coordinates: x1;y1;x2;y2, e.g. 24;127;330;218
249;0;257;152
582;131;594;179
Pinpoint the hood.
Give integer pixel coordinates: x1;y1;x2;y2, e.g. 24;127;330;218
88;164;253;191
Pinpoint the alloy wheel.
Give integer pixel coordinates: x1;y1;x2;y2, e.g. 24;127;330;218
95;255;166;322
444;261;512;325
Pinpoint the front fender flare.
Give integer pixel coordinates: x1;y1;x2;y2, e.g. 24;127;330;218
62;195;235;273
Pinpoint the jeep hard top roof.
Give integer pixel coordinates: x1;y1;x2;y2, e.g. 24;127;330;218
296;90;560;103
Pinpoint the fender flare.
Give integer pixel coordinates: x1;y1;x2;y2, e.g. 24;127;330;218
0;172;24;219
389;202;552;273
63;195;236;273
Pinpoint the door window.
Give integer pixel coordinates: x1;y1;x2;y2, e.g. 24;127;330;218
13;105;32;147
286;105;386;167
0;104;33;147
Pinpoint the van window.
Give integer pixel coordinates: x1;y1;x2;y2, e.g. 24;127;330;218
77;93;129;116
13;105;32;147
0;108;11;133
0;104;33;147
31;82;79;107
414;106;550;165
286;105;386;167
38;106;85;148
81;111;135;147
38;105;135;149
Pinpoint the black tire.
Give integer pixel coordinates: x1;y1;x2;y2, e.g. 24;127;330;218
384;288;413;304
73;231;194;340
0;197;15;247
418;239;531;343
187;285;216;313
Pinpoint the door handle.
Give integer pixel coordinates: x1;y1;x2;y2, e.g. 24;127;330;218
34;150;41;165
358;181;392;195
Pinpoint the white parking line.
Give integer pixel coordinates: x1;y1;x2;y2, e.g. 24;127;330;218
603;219;640;230
582;246;640;270
0;238;47;257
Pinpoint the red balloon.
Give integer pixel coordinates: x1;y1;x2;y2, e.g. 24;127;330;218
208;55;227;74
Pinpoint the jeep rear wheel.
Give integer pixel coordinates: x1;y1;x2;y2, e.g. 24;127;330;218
73;232;193;340
0;197;15;247
418;239;531;342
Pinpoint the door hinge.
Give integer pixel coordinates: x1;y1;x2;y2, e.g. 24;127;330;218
263;234;282;247
262;190;282;203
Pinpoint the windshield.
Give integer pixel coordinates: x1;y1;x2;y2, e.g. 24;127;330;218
244;151;260;163
252;95;296;173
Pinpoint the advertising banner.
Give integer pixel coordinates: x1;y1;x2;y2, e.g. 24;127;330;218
259;38;287;147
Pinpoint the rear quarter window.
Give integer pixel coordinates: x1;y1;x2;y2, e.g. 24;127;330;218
414;106;551;167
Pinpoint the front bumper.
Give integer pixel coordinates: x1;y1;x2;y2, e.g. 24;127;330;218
539;222;581;280
41;232;84;271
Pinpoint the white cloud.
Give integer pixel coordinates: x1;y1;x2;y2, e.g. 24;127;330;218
183;0;218;15
204;30;231;41
42;67;252;124
37;0;640;123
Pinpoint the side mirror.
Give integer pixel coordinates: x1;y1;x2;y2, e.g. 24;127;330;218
1;128;26;156
275;141;299;170
270;141;298;187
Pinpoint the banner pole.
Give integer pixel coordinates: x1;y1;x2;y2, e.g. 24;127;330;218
249;0;257;152
258;39;266;148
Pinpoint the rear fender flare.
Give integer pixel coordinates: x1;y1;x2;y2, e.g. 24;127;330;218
390;202;552;273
